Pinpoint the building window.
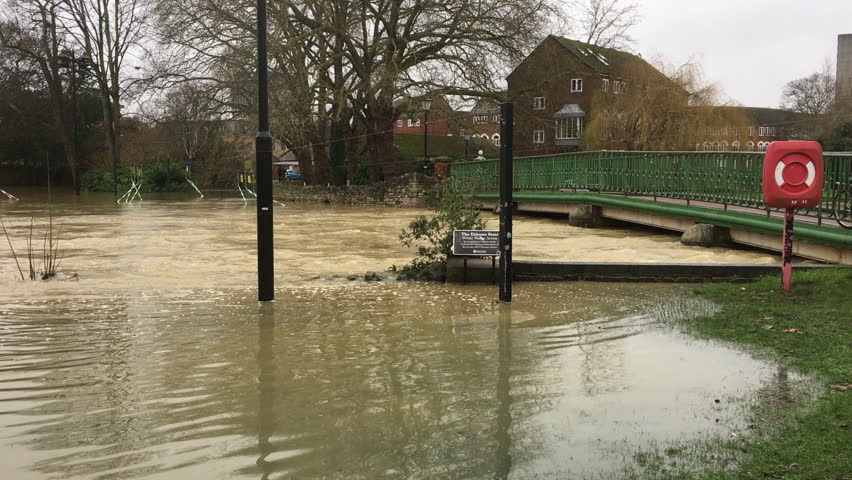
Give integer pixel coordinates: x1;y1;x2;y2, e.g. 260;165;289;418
415;119;421;127
732;141;740;151
533;97;546;110
571;78;583;92
492;134;500;146
769;127;777;136
556;117;583;139
533;130;545;143
407;119;413;127
759;127;766;137
493;114;499;123
703;141;712;151
720;141;728;151
747;141;755;151
613;81;625;94
748;126;754;137
397;120;402;128
602;78;609;92
758;141;768;152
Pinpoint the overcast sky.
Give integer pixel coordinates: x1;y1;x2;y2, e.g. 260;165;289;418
631;0;852;108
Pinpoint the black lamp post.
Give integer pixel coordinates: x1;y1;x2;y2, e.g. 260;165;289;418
57;50;95;196
421;97;432;166
255;0;274;302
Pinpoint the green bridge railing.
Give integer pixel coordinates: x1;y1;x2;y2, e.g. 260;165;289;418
449;150;852;222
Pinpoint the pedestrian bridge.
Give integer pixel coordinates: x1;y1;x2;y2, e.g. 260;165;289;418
449;151;852;264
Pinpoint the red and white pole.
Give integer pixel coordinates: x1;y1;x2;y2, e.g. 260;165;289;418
0;189;19;201
781;207;794;293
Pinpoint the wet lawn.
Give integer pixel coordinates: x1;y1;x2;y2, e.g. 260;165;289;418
666;268;851;479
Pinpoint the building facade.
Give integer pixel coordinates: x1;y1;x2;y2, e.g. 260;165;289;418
460;99;502;146
507;36;667;156
698;107;805;152
392;95;456;137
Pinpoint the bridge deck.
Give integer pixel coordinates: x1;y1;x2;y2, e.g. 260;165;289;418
476;191;852;252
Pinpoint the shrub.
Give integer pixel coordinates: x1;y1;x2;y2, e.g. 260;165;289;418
81;158;192;193
395;176;486;277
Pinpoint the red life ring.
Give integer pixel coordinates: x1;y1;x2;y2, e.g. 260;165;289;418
773;155;815;194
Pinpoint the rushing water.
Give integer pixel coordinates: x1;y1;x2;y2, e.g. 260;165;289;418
0;188;800;479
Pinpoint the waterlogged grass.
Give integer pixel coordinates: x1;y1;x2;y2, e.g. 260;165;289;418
625;268;851;479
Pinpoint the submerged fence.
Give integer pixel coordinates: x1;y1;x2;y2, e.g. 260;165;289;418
449;150;852;222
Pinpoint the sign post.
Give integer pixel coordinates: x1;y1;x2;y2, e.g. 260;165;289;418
498;103;513;302
762;141;823;293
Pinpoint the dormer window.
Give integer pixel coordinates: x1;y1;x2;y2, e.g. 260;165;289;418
533;97;546;110
602;79;609;92
571;78;583;92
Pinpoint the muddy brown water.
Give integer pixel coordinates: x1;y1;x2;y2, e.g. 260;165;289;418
0;188;801;479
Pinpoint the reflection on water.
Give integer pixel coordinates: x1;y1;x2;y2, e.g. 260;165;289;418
0;283;810;479
0;189;797;479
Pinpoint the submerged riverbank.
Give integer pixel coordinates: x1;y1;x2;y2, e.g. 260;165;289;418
2;189;829;479
646;269;851;479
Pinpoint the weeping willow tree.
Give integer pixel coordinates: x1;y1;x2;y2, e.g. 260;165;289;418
584;60;751;151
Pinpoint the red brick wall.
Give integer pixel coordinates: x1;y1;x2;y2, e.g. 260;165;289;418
508;37;598;156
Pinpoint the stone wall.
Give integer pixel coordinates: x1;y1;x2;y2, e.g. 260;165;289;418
273;173;439;207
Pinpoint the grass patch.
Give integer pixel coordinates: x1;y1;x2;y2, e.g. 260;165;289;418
656;268;852;479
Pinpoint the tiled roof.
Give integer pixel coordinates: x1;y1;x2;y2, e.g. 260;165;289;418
550;36;653;79
554;104;585;117
470;99;501;113
743;107;807;125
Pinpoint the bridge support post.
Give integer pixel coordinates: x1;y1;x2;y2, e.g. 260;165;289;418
499;103;513;302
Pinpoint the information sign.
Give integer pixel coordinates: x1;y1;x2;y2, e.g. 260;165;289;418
452;230;500;256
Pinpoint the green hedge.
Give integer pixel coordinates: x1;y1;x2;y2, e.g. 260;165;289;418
82;160;192;193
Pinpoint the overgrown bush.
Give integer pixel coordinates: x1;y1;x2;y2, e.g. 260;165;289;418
395;176;486;277
81;159;192;192
352;155;371;185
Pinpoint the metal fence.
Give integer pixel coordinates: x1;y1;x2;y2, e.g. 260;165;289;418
449;150;852;222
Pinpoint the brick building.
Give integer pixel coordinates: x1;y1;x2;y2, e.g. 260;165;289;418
507;35;670;155
461;99;502;146
698;107;806;152
393;95;457;137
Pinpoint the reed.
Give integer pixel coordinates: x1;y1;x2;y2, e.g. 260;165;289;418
0;216;25;281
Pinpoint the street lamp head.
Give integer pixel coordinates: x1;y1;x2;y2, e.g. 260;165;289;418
421;96;433;112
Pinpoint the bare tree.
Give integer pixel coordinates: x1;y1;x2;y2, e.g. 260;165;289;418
286;0;557;180
156;0;560;182
781;63;836;115
1;2;83;193
63;0;150;193
571;0;640;50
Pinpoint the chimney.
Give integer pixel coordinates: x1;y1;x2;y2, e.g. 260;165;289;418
838;34;852;102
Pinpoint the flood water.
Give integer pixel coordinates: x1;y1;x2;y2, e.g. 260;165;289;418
0;188;800;479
